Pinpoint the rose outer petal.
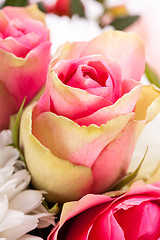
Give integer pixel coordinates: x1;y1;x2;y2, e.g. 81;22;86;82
0;41;51;105
32;110;134;170
135;85;160;122
92;118;137;193
2;5;46;25
80;30;145;82
21;101;135;203
48;194;111;240
52;41;88;64
64;203;108;240
20;104;94;203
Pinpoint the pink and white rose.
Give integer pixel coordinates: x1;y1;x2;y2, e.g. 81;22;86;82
20;31;160;203
0;5;51;130
48;181;160;240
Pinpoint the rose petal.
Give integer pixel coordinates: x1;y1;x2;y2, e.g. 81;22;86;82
59;194;111;227
0;37;30;57
89;211;125;240
135;85;160;121
121;79;141;96
64;204;107;240
0;11;9;36
2;5;46;25
138;202;160;239
20;104;94;203
36;70;112;121
16;32;42;51
0;41;51;105
80;30;145;81
115;201;160;240
52;41;88;64
76;84;142;126
32;110;134;169
92;119;137;193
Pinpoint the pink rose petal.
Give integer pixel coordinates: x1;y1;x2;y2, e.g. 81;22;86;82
80;31;145;81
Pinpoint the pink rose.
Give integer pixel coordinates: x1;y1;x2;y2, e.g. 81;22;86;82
126;6;160;78
20;31;160;203
44;0;71;16
0;5;51;130
48;181;160;239
41;0;84;17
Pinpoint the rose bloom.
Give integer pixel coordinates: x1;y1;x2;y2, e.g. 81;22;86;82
126;4;160;78
39;0;84;17
0;5;51;130
20;31;160;203
48;181;160;240
43;0;71;16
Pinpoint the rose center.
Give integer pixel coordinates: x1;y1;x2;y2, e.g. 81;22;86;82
55;57;116;101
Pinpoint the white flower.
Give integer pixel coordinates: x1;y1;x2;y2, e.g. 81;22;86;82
46;14;112;55
0;130;55;240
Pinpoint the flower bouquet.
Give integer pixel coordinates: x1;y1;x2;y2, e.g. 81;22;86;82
1;1;160;239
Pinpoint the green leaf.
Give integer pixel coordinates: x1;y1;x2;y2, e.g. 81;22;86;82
110;147;148;191
2;0;28;7
110;15;140;30
38;2;46;13
71;0;85;17
42;201;60;215
95;0;105;3
145;63;160;88
12;97;26;148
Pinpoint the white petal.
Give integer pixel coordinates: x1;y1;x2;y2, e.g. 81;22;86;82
14;160;26;172
1;215;39;240
37;215;56;228
0;195;8;223
0;170;30;200
1;147;19;168
0;209;24;232
18;234;43;240
9;190;42;214
11;170;31;192
0;130;12;148
32;204;56;228
0;166;14;186
0;179;17;198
